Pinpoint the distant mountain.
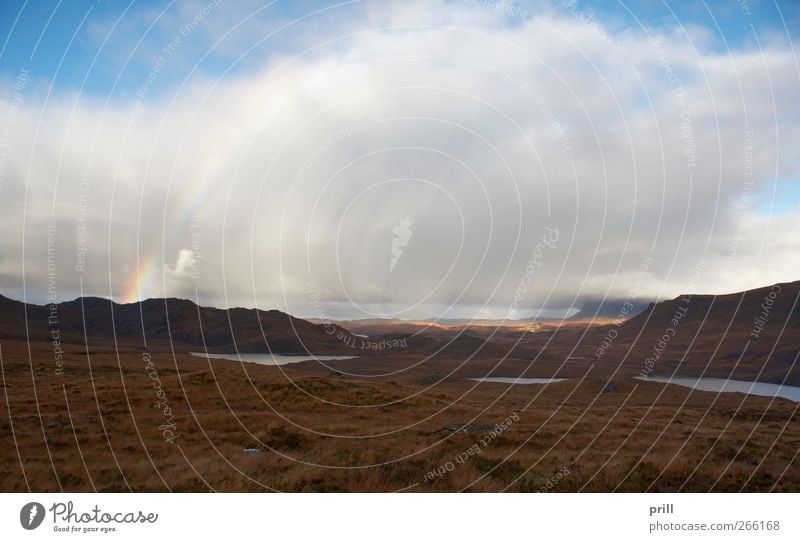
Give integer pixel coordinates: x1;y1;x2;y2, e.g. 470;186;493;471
616;280;800;384
0;295;357;354
2;280;798;366
624;281;800;334
569;297;651;321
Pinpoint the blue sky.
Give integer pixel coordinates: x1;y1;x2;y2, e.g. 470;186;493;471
0;0;368;98
755;178;800;217
1;0;798;98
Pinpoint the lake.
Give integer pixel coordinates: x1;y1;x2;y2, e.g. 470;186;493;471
470;377;569;384
190;352;357;366
635;375;800;403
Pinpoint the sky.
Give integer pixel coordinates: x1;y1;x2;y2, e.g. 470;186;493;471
0;0;798;320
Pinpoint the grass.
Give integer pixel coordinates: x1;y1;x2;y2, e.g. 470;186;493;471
1;339;798;492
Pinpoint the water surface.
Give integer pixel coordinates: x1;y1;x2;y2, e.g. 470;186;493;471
635;375;800;403
191;352;357;366
470;377;569;384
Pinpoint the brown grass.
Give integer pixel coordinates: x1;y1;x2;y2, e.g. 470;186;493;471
1;340;798;492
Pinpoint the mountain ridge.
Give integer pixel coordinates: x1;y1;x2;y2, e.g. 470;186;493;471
0;294;358;354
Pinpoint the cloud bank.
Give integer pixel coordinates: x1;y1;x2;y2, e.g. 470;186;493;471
1;0;798;320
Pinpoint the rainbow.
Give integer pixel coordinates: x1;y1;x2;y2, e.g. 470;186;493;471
118;154;220;304
119;254;162;304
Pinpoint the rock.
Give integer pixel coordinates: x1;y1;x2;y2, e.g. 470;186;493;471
600;380;617;393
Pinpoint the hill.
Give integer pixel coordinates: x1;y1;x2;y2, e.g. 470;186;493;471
0;294;357;354
614;280;800;384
